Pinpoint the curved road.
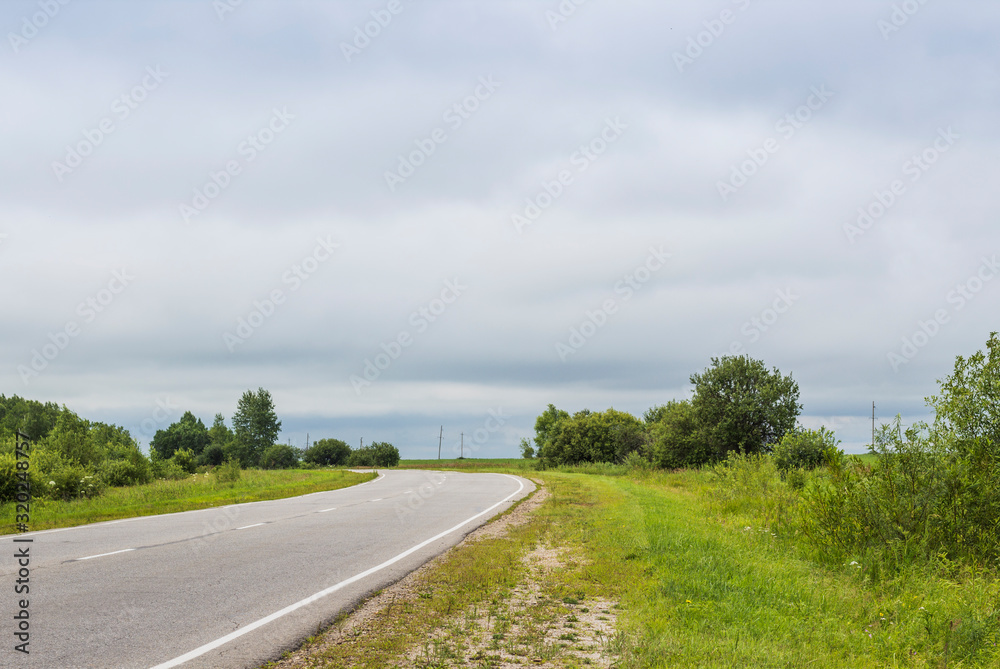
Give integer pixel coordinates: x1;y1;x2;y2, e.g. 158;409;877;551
0;469;533;669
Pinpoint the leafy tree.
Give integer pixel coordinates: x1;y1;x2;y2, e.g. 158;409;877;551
0;395;62;441
519;437;535;459
347;446;375;468
303;438;351;466
541;408;645;466
690;355;800;460
149;411;210;460
533;404;569;456
371;441;400;467
232;388;281;467
927;331;1000;460
648;400;706;469
772;426;841;472
198;442;226;467
208;413;234;447
261;443;299;469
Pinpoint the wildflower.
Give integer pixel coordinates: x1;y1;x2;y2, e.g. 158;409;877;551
685;600;691;604
48;481;55;485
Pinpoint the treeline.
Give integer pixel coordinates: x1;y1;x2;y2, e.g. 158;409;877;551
0;387;398;503
523;355;834;471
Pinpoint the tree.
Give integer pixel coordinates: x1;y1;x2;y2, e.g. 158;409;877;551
371;441;400;467
519;437;535;459
540;408;645;466
303;438;351;466
533;404;569;455
150;411;210;460
260;443;299;469
648;400;706;469
231;388;281;467
927;331;1000;460
690;355;800;460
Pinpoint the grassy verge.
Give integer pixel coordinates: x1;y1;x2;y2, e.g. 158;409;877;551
1;468;375;533
274;463;1000;667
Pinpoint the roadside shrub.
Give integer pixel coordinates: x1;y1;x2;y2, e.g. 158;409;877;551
198;443;225;467
261;444;299;469
773;426;840;472
98;458;152;488
648;400;708;469
171;448;197;474
709;452;800;533
214;459;241;483
303;439;350;466
44;464;103;501
151;456;188;481
371;441;400;467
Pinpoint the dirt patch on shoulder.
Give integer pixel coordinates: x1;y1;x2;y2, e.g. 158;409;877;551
268;480;550;668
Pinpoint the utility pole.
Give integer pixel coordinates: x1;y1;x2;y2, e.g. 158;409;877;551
438;425;443;460
872;401;876;448
460;432;464;458
306;433;310;450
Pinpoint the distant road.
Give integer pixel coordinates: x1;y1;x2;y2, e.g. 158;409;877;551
0;470;533;669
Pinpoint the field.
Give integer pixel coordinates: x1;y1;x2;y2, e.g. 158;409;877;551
0;468;375;533
270;459;1000;668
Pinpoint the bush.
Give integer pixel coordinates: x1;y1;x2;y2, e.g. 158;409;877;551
371;441;400;467
44;464;103;501
171;448;197;474
303;439;350;466
541;408;645;466
648;400;708;469
99;458;152;487
261;444;299;470
197;443;225;467
772;426;840;472
214;459;241;483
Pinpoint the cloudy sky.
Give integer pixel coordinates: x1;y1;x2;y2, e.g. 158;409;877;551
2;0;997;457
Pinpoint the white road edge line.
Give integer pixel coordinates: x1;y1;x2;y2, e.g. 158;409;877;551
318;508;337;513
76;548;135;561
236;523;264;530
149;474;526;669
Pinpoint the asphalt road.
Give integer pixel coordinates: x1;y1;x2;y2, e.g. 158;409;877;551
0;469;533;669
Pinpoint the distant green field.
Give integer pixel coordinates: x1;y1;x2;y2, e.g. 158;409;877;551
398;458;529;472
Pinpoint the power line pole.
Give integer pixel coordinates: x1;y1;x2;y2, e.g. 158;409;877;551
460;432;464;458
872;401;876;448
438;425;443;460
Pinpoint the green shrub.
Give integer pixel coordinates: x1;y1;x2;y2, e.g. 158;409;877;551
197;443;225;467
98;458;152;487
772;426;840;472
214;459;241;483
261;444;299;469
43;464;103;501
171;448;197;474
303;439;350;466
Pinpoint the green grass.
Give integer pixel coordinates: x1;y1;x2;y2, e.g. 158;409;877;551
330;460;1000;668
1;468;375;533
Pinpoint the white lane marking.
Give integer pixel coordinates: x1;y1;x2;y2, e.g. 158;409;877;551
370;498;383;502
318;508;337;513
76;548;135;561
236;523;264;530
150;474;527;669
